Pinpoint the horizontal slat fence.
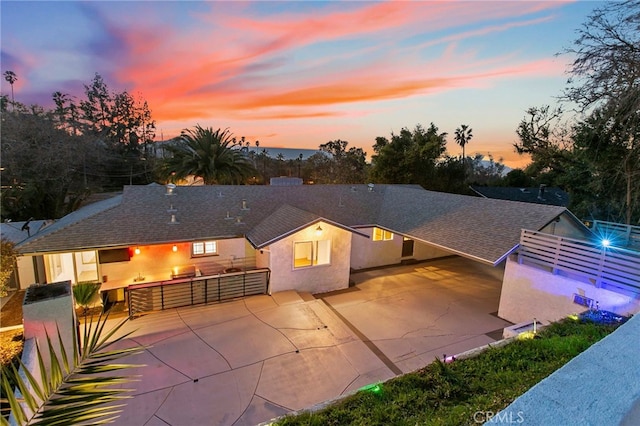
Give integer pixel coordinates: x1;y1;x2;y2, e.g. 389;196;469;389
127;268;270;318
592;220;640;249
518;230;640;294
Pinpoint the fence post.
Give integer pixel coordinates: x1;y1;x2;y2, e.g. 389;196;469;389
127;289;133;319
552;236;562;275
595;248;607;288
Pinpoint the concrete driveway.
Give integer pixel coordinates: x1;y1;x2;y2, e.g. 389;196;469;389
108;257;511;426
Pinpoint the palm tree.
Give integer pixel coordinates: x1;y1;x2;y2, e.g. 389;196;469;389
454;124;473;175
4;70;17;105
160;125;255;185
1;312;142;425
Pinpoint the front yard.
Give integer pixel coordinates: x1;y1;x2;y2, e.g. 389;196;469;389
276;317;624;425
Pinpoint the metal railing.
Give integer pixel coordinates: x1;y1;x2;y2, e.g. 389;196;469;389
127;268;270;318
518;229;640;294
592;220;640;250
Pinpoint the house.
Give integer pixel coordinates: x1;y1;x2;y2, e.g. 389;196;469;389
1;219;52;291
13;184;590;310
470;185;570;207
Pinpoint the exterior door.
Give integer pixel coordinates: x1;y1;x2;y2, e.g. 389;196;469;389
402;237;414;257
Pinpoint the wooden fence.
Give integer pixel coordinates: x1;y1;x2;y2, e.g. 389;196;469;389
518;229;640;294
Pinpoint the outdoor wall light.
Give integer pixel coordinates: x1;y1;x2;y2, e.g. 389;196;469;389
172;244;178;252
315;225;323;236
134;247;141;255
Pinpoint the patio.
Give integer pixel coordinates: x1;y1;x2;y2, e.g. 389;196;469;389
107;257;511;425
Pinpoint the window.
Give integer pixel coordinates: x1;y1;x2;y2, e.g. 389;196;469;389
294;240;331;268
192;241;217;256
372;227;393;241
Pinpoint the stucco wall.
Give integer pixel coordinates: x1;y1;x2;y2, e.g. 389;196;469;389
412;241;452;261
498;256;640;324
100;238;251;287
256;248;270;269
350;227;451;270
22;281;76;368
268;221;351;294
540;212;591;240
350;228;400;270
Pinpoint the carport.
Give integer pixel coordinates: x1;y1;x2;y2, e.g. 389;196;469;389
107;256;512;426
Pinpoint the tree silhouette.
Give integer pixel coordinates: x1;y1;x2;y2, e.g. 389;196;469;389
159;125;255;184
454;124;473;177
4;70;17;105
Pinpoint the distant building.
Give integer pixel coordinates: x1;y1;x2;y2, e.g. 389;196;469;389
470;184;569;207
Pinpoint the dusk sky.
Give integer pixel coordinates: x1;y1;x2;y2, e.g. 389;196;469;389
1;1;602;168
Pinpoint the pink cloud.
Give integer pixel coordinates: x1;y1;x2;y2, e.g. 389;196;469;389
96;1;572;127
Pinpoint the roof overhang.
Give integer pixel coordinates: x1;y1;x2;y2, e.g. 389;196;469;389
249;217;369;249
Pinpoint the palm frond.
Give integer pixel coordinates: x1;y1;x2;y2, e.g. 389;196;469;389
1;312;144;425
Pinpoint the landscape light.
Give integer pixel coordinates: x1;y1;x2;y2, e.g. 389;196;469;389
359;382;382;395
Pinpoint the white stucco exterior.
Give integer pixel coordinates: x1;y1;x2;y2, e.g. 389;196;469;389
350;227;399;270
350;227;451;270
411;240;452;262
540;211;592;240
267;221;351;294
498;256;640;324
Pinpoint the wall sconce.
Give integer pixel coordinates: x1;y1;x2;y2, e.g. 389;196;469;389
172;244;178;252
315;225;323;236
134;247;141;255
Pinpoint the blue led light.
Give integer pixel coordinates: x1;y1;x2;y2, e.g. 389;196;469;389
601;239;611;247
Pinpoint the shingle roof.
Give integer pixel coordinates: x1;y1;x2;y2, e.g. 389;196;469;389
470;185;570;207
246;204;320;248
16;184;571;265
0;220;50;244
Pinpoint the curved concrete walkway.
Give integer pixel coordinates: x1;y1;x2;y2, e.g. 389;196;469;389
106;257;511;425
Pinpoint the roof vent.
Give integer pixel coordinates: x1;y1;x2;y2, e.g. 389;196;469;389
351;186;357;192
368;183;374;192
165;183;177;196
169;214;179;224
338;196;344;207
235;216;244;225
217;191;224;198
225;211;233;220
241;199;249;210
167;203;177;213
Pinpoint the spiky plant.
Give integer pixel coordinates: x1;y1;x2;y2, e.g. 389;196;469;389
72;282;101;317
0;312;143;425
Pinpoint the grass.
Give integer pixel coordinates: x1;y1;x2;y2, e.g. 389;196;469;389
276;317;624;426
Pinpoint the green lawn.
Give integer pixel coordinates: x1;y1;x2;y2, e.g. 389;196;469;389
276;317;623;426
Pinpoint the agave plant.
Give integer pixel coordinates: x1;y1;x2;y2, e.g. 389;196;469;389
1;312;143;425
73;282;101;317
